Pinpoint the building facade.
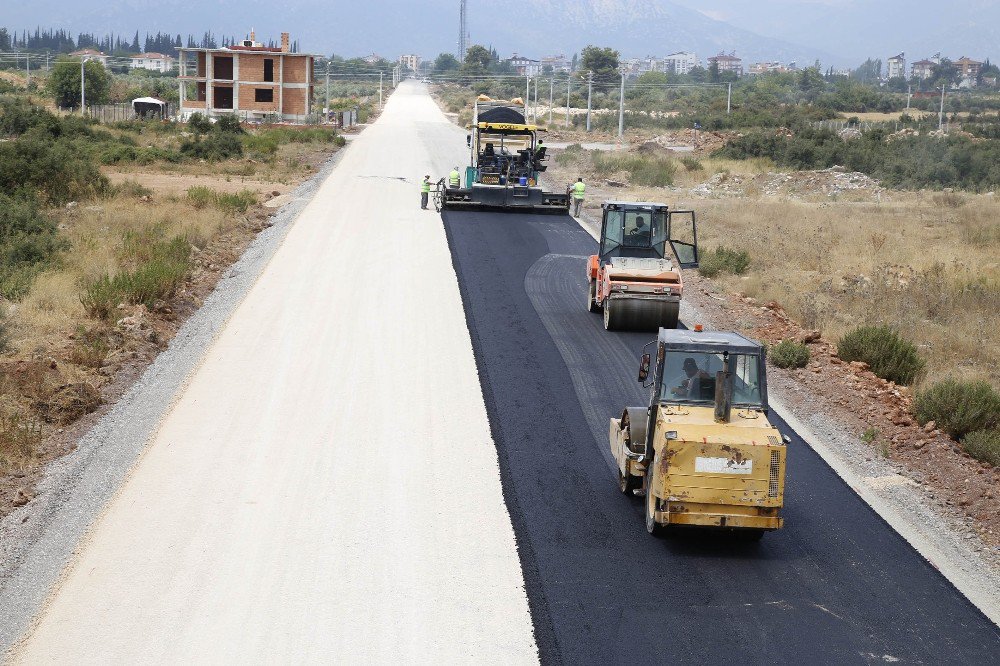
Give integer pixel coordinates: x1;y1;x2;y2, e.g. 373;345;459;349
177;32;315;122
508;54;541;77
398;54;420;72
953;56;982;84
708;53;743;76
70;49;109;68
887;53;905;80
663;51;698;75
131;52;175;73
540;54;571;73
911;59;935;80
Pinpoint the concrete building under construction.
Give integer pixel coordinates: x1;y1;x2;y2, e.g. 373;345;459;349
177;31;316;122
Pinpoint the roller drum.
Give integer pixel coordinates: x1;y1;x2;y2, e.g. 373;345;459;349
604;297;680;331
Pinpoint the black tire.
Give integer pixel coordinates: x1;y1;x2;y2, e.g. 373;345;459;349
644;451;664;537
587;279;599;313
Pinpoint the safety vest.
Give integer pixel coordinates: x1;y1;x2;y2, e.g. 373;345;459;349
449;170;461;187
572;181;586;199
421;180;431;193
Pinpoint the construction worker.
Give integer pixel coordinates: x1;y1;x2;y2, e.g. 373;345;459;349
571;177;586;217
449;166;461;188
420;175;431;210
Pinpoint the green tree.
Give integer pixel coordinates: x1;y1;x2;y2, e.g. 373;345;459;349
433;53;460;73
580;45;620;86
851;58;882;84
464;45;494;70
46;59;110;109
929;58;957;87
708;60;720;83
799;66;826;100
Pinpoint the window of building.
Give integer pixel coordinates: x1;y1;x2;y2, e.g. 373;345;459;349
255;88;274;103
264;59;274;82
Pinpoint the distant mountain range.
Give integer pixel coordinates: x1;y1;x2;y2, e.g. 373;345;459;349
3;0;996;68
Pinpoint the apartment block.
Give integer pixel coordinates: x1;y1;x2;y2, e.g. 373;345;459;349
177;31;316;122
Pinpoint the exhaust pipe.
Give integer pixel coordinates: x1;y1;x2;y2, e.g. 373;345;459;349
714;352;734;423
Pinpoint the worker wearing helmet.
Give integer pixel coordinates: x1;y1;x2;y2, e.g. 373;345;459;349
571;177;586;217
420;175;431;209
449;167;461;188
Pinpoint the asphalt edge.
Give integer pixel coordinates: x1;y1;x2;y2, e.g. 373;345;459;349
572;208;1000;628
0;142;355;655
441;214;561;666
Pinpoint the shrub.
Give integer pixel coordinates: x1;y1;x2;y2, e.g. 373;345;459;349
913;379;1000;439
680;156;704;171
187;112;213;135
179;133;244;160
837;325;925;385
770;339;810;369
186;186;257;213
216;190;257;213
187;186;217;209
697;246;751;278
961;429;1000;466
215;114;245;134
243;134;279;159
0;193;66;299
593;152;676;187
82;233;191;318
106;180;153;199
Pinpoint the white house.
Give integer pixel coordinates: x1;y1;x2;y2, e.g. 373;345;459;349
70;48;109;68
508;54;542;77
398;54;420;72
886;53;906;80
663;51;698;75
131;52;175;73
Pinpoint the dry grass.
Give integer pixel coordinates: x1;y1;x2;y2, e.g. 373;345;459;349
689;195;1000;387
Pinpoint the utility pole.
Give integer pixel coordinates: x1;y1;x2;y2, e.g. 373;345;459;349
548;76;553;125
325;65;330;116
727;82;732;114
938;85;946;130
80;58;87;115
525;74;530;113
379;71;384;109
906;84;911;111
617;71;625;143
25;54;30;88
586;70;593;132
532;76;538;124
565;74;571;128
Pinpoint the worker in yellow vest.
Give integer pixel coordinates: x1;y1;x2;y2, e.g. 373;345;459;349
571;177;586;217
448;167;461;188
420;175;431;209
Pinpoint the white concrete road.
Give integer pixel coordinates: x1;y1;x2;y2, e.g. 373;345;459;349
12;83;537;663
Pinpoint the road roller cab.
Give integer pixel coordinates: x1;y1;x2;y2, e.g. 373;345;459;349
609;328;787;539
586;202;698;330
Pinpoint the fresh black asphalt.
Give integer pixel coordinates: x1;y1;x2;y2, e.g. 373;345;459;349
442;210;1000;665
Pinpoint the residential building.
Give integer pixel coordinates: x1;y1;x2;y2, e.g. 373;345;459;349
887;53;905;80
707;53;742;76
398;54;420;72
131;52;176;73
540;54;571;73
362;53;384;64
621;57;659;77
749;61;796;75
508;54;541;77
70;48;109;68
953;56;982;83
177;31;316;123
911;58;936;80
663;51;698;75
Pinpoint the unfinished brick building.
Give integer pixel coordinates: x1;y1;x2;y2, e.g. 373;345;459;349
178;32;315;122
